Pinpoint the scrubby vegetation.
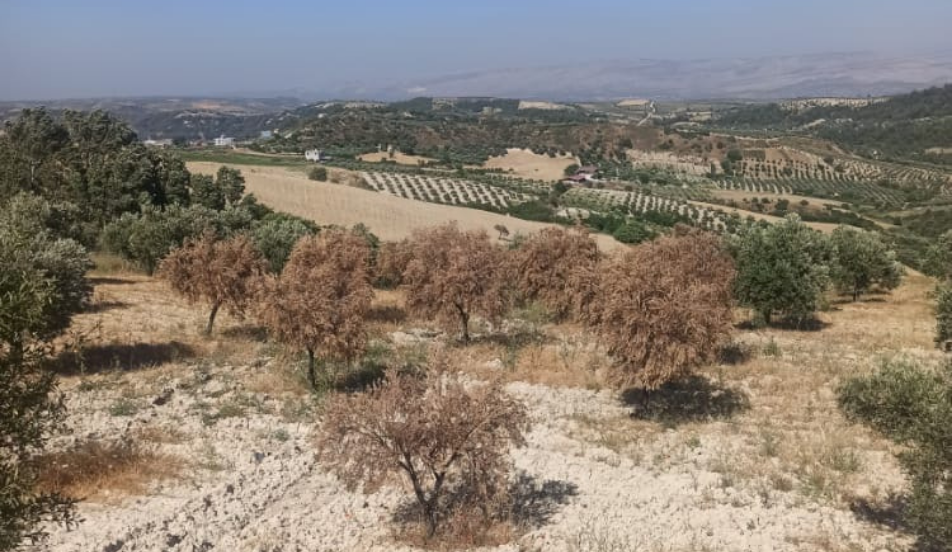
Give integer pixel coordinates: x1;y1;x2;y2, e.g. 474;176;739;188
1;92;950;551
511;226;600;321
402;224;511;343
158;231;267;335
829;226;903;301
318;364;529;541
587;229;735;392
256;230;373;387
732;216;831;325
839;359;952;550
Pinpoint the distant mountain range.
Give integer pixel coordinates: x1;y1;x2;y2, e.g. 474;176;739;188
318;51;952;101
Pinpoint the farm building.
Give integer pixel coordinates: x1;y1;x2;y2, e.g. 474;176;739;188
214;135;235;147
577;165;599;177
143;138;173;148
305;149;330;162
563;165;600;185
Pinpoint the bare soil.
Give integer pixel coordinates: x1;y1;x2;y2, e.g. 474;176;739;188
41;265;941;551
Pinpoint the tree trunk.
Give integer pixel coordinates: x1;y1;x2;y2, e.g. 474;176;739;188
455;303;470;344
306;348;316;389
853;286;860;302
424;502;438;538
205;301;221;336
762;310;772;326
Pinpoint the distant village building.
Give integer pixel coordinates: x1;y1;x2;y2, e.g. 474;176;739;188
214;135;235;147
259;130;273;139
305;149;330;162
143;138;173;148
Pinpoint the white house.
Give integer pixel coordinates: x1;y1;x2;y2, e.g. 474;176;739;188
304;149;327;162
143;138;173;148
214;135;235;147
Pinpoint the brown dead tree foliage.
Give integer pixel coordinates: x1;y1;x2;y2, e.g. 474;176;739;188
587;230;736;392
256;229;373;387
317;363;529;539
513;226;600;321
158;230;267;335
374;238;413;288
403;223;511;343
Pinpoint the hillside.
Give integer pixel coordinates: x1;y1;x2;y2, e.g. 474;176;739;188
712;84;952;162
35;246;941;551
0;97;308;141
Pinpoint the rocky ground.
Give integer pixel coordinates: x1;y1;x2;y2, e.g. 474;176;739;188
40;272;938;552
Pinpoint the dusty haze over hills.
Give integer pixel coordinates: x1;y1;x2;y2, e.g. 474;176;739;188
315;51;952;101
3;1;952;101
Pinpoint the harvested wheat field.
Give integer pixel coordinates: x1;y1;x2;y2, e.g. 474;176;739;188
483;148;579;182
358;151;436;166
188;161;621;250
39;259;941;551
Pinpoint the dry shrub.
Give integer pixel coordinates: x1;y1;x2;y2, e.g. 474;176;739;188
587;230;735;391
513;226;601;321
374;239;413;288
34;438;181;502
317;362;529;540
158;230;267;335
403;223;510;343
256;229;373;387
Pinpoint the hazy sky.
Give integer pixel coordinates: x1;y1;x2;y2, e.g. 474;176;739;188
2;0;950;100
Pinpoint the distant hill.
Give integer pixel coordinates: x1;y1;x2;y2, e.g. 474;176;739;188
713;84;952;162
0;97;307;140
326;52;952;101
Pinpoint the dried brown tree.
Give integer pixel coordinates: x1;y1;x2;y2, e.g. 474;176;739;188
256;229;373;386
493;224;510;241
513;226;600;321
373;238;413;288
587;230;735;392
402;223;510;343
317;362;529;539
158;230;267;335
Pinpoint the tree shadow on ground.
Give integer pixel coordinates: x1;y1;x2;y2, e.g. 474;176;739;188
621;375;750;426
88;276;138;286
391;471;578;534
218;324;269;342
850;494;910;533
847;495;935;551
472;328;553;350
736;317;830;332
367;305;407;325
48;341;196;375
83;300;130;314
717;342;753;365
508;472;579;529
831;296;887;305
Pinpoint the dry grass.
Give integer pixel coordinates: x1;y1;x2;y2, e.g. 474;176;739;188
708;188;840;209
358;151;435;166
441;331;606;390
482;148;578;182
367;288;410;337
187;162;622;251
688;200;841;233
35;439;183;503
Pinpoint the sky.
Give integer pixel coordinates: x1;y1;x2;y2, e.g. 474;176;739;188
1;0;951;100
